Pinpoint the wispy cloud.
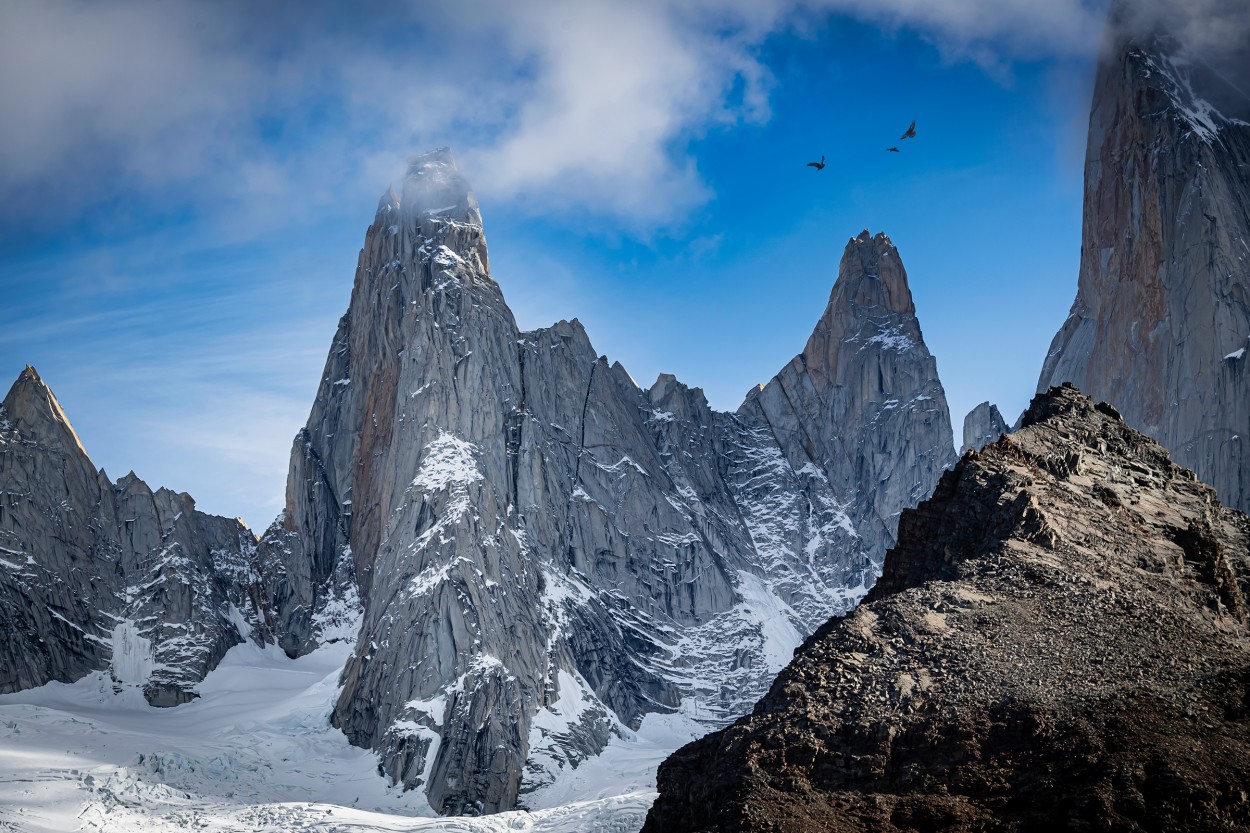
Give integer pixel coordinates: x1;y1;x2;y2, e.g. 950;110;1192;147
0;0;1118;238
18;0;1210;530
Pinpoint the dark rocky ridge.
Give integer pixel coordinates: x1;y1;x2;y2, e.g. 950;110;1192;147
643;383;1250;833
0;366;269;705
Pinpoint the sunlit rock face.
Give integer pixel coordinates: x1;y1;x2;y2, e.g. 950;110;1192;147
0;366;266;706
1038;0;1250;512
261;147;956;814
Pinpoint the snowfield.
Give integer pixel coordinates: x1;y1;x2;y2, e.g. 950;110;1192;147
0;642;657;832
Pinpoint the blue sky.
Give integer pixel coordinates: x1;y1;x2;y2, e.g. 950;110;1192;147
0;0;1109;530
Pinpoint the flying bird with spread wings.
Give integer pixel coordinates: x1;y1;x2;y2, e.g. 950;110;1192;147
807;155;826;170
887;147;900;153
900;120;917;140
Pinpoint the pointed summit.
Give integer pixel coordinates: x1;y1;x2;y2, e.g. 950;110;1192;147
2;365;90;462
740;230;954;555
800;230;932;399
831;230;915;316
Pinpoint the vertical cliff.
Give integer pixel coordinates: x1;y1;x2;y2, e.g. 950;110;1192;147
1038;0;1250;511
260;148;955;814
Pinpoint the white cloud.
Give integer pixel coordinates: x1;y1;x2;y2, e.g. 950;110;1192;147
0;0;1118;235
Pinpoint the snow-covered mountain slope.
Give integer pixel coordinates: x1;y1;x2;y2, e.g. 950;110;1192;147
0;640;653;832
258;148;956;813
0;366;268;706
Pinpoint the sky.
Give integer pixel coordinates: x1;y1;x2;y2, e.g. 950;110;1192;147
0;0;1114;531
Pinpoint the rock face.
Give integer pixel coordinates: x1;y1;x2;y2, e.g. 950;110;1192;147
741;230;954;583
260;148;955;814
1038;0;1250;513
960;401;1009;455
643;383;1250;833
0;366;268;705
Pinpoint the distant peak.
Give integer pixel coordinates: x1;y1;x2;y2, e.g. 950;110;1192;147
961;400;1010;455
2;365;91;462
832;229;914;316
1105;0;1250;130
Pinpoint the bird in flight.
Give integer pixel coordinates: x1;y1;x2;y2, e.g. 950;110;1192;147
887;147;901;153
807;155;826;170
900;120;917;140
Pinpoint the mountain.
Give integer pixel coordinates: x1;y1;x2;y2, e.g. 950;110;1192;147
643;383;1250;832
0;366;267;706
256;148;955;814
960;401;1009;455
1038;0;1250;513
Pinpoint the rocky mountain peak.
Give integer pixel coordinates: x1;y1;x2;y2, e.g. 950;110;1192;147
796;229;927;400
1;368;266;704
830;229;915;317
1106;0;1250;129
2;365;90;462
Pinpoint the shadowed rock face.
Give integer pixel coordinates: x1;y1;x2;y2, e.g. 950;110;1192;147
259;147;955;814
0;366;267;705
1038;0;1250;513
643;383;1250;833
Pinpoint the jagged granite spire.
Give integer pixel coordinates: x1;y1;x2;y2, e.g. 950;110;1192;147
742;230;955;554
259;153;956;814
0;367;266;704
960;400;1009;455
1038;0;1250;511
3;365;91;458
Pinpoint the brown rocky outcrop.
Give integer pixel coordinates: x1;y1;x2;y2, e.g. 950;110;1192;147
643;383;1250;833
